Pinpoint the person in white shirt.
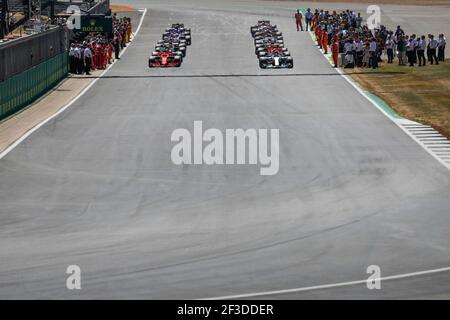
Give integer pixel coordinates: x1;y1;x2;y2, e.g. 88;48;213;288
73;45;83;75
344;40;354;54
327;23;333;36
343;40;355;68
429;34;439;65
438;34;446;61
304;8;313;31
411;34;418;64
369;38;378;69
83;45;93;75
406;37;415;66
68;44;76;74
385;35;395;64
417;35;427;67
354;39;363;67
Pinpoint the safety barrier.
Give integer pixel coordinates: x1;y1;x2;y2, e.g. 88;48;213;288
0;52;68;121
0;25;67;82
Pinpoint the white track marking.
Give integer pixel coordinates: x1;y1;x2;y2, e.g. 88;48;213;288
334;68;450;170
0;8;148;160
201;266;450;300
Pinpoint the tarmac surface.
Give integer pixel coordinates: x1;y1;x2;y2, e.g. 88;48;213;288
0;0;450;299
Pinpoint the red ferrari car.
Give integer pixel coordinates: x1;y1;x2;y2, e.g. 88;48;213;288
148;51;182;68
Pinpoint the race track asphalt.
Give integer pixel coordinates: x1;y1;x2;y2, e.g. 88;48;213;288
0;0;449;299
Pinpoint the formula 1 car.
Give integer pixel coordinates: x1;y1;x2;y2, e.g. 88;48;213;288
257;45;290;58
156;41;186;57
164;24;192;45
162;31;190;46
170;23;190;32
250;20;275;36
255;39;284;55
258;51;293;69
252;31;280;40
253;28;282;40
162;33;188;45
255;35;284;46
149;50;182;68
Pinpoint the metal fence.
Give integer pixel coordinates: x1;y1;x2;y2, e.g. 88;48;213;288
0;25;67;82
0;52;68;121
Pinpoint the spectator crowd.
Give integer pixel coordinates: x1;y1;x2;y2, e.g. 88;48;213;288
297;8;446;69
68;15;132;75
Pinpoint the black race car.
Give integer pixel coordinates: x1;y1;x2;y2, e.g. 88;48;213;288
164;24;192;45
156;41;186;57
258;48;293;69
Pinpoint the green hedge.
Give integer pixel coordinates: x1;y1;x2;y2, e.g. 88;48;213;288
0;53;69;121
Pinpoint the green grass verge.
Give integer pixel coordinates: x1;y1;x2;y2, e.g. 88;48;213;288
347;60;450;139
